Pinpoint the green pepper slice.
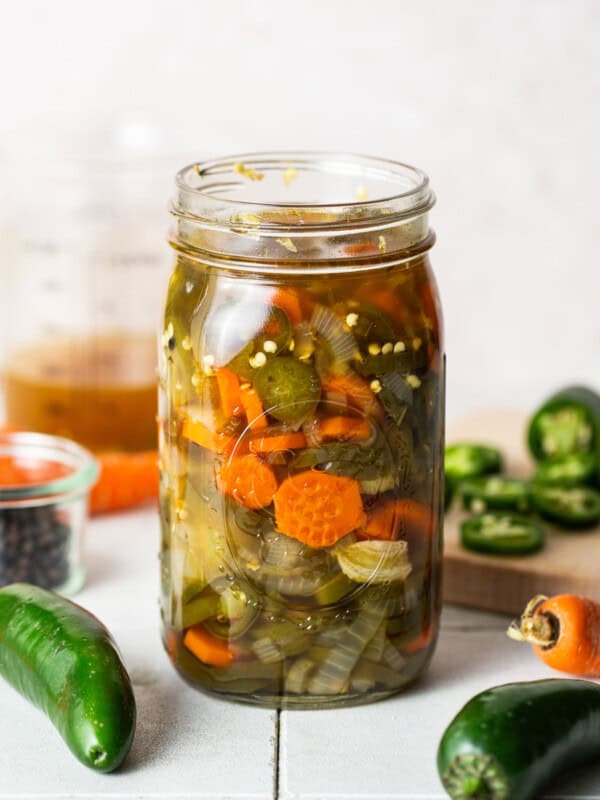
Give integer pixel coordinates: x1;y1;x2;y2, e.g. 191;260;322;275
461;514;544;555
445;443;503;482
253;357;321;424
533;452;597;488
527;385;600;460
530;485;600;529
460;477;530;513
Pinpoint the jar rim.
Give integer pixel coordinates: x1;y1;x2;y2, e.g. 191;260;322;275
0;431;99;507
172;151;435;230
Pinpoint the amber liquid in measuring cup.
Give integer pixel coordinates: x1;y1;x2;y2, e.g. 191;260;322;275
4;334;157;452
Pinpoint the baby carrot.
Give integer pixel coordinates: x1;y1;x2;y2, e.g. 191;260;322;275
317;416;373;443
183;625;235;668
343;242;379;257
508;594;600;676
273;471;365;548
90;450;158;515
239;385;268;430
216;368;243;418
249;431;307;453
219;453;278;509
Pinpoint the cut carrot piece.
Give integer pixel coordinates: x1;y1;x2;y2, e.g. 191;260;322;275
357;499;434;542
272;288;304;326
90;450;158;515
323;373;383;422
403;622;437;654
343;242;379;257
249;431;307;453
216;368;242;418
274;471;365;548
184;625;234;668
317;416;372;443
182;418;237;455
239;384;268;430
220;453;278;509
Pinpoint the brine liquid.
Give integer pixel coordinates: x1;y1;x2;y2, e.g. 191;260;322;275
160;254;444;708
4;334;157;452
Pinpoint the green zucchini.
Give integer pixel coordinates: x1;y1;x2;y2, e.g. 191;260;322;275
0;583;136;773
437;679;600;800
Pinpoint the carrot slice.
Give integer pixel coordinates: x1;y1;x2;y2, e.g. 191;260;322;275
403;622;437;654
272;288;304;326
184;625;234;667
249;431;307;453
182;418;237;455
357;499;434;542
216;368;242;418
273;471;365;548
343;242;379;257
90;450;158;515
317;416;372;443
239;385;268;430
323;373;383;422
220;453;278;509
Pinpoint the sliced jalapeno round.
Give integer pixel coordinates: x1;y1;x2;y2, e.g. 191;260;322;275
460;476;530;513
445;443;503;482
460;513;544;556
253;357;321;424
530;485;600;529
534;452;597;488
527;386;600;460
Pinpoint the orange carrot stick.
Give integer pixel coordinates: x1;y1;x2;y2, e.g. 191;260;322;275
272;288;304;326
249;431;307;453
273;471;365;548
239;384;268;430
183;625;235;668
90;450;158;515
181;418;238;455
219;453;278;509
323;373;383;422
317;416;373;443
508;594;600;676
357;499;433;542
216;368;243;418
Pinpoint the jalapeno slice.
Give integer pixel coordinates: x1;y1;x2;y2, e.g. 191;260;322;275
530;485;600;529
527;385;600;460
534;452;597;488
460;476;530;513
253;357;321;424
445;444;503;482
460;514;544;555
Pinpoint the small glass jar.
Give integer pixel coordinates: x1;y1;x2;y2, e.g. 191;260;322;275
0;431;98;595
160;153;444;708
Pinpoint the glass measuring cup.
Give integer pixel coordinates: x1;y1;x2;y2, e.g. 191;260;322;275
1;132;172;452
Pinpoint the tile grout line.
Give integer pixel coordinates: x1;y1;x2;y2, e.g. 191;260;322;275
273;709;281;800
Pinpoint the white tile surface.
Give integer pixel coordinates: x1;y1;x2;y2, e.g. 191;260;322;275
0;510;276;800
278;620;600;799
2;510;600;798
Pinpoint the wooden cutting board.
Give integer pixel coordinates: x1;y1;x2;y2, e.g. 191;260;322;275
443;409;600;614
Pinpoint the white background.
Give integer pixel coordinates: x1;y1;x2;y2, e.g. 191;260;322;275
1;0;599;420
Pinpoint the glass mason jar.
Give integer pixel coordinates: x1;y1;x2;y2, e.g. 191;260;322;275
160;153;444;709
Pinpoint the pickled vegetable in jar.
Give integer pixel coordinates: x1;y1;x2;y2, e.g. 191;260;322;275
160;153;444;708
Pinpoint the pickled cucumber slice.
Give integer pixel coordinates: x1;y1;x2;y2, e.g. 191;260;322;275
253;358;321;424
335;540;412;584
